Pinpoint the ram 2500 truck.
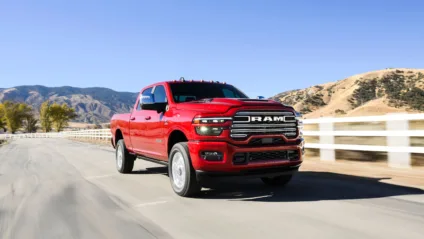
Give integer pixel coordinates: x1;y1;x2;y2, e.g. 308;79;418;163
110;79;304;197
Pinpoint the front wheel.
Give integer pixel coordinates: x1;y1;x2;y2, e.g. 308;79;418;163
168;142;200;197
261;174;293;186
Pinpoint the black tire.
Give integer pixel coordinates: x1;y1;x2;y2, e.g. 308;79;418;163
261;174;293;186
168;142;201;197
116;139;135;174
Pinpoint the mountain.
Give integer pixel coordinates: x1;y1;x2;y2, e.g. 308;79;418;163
271;68;424;119
0;85;138;123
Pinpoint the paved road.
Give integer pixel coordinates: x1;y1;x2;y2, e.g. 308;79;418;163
1;139;424;239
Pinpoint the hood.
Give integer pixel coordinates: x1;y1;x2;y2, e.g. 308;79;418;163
175;98;294;114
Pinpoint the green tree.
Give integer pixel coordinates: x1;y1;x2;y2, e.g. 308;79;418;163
50;103;77;132
0;113;6;132
39;100;53;132
0;101;33;133
23;115;38;133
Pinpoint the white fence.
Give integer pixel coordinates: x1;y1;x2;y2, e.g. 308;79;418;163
1;113;423;168
303;113;424;168
0;129;112;140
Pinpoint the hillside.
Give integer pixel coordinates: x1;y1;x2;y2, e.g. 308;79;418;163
271;68;424;118
0;85;138;123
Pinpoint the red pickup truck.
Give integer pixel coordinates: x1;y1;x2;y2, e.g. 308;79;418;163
110;79;304;197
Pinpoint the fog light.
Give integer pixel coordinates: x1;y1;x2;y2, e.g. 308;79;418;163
201;151;223;161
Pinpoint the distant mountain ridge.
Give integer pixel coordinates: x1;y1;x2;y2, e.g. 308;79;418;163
0;85;138;123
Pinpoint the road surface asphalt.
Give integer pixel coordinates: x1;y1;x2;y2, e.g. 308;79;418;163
0;138;423;239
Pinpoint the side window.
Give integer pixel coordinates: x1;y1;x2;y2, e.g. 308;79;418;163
152;85;167;103
136;99;142;111
137;87;153;111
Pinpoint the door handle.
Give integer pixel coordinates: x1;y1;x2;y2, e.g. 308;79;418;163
145;116;151;120
130;116;136;121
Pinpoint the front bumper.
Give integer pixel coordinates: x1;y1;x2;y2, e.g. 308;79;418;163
187;140;304;173
195;164;300;183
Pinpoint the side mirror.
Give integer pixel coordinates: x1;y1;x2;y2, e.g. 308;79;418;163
140;93;167;113
141;102;167;113
256;96;265;99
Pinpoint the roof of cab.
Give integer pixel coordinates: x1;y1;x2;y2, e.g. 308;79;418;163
140;78;229;92
164;77;227;84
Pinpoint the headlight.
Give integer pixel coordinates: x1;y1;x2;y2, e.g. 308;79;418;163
295;111;303;136
192;117;231;136
192;117;232;124
195;126;224;136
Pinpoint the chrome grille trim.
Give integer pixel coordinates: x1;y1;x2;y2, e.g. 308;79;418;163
231;128;297;133
230;110;298;140
232;123;297;128
235;111;294;116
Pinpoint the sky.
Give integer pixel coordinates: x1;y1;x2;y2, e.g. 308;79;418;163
1;0;423;97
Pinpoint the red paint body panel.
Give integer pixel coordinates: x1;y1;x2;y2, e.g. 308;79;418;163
188;141;303;172
110;80;304;173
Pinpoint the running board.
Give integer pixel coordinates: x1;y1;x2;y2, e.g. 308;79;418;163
136;155;168;166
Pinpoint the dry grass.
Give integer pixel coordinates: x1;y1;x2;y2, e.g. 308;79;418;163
276;68;424;119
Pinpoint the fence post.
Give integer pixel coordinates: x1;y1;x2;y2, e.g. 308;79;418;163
319;119;335;162
386;113;411;168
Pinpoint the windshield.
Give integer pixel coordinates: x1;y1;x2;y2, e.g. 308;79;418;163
169;82;249;103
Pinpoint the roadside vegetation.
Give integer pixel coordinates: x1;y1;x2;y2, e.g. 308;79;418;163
275;70;424;116
0;100;77;134
349;72;424;111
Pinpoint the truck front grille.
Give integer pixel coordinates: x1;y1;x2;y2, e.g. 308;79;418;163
233;150;299;165
230;111;298;140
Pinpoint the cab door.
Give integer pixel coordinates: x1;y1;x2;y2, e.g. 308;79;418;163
141;85;168;160
129;87;152;154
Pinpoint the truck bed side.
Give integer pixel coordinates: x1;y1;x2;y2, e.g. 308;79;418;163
110;113;133;151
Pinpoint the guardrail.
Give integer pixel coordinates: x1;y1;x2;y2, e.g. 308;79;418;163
0;113;423;168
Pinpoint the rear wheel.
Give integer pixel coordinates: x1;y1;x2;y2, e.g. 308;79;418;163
261;175;293;186
116;139;135;173
168;142;200;197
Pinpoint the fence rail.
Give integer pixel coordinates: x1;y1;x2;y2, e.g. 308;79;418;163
1;113;423;168
0;129;112;140
303;113;424;168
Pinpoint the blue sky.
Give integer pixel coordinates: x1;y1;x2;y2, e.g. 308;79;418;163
1;0;423;97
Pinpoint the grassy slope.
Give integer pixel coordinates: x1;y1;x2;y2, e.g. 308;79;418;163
273;68;424;119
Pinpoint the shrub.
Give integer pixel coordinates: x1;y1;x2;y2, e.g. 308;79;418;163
349;78;378;107
335;109;346;114
304;94;326;106
327;85;336;97
380;73;404;96
418;72;424;80
301;106;312;114
401;87;424;111
378;72;424;110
